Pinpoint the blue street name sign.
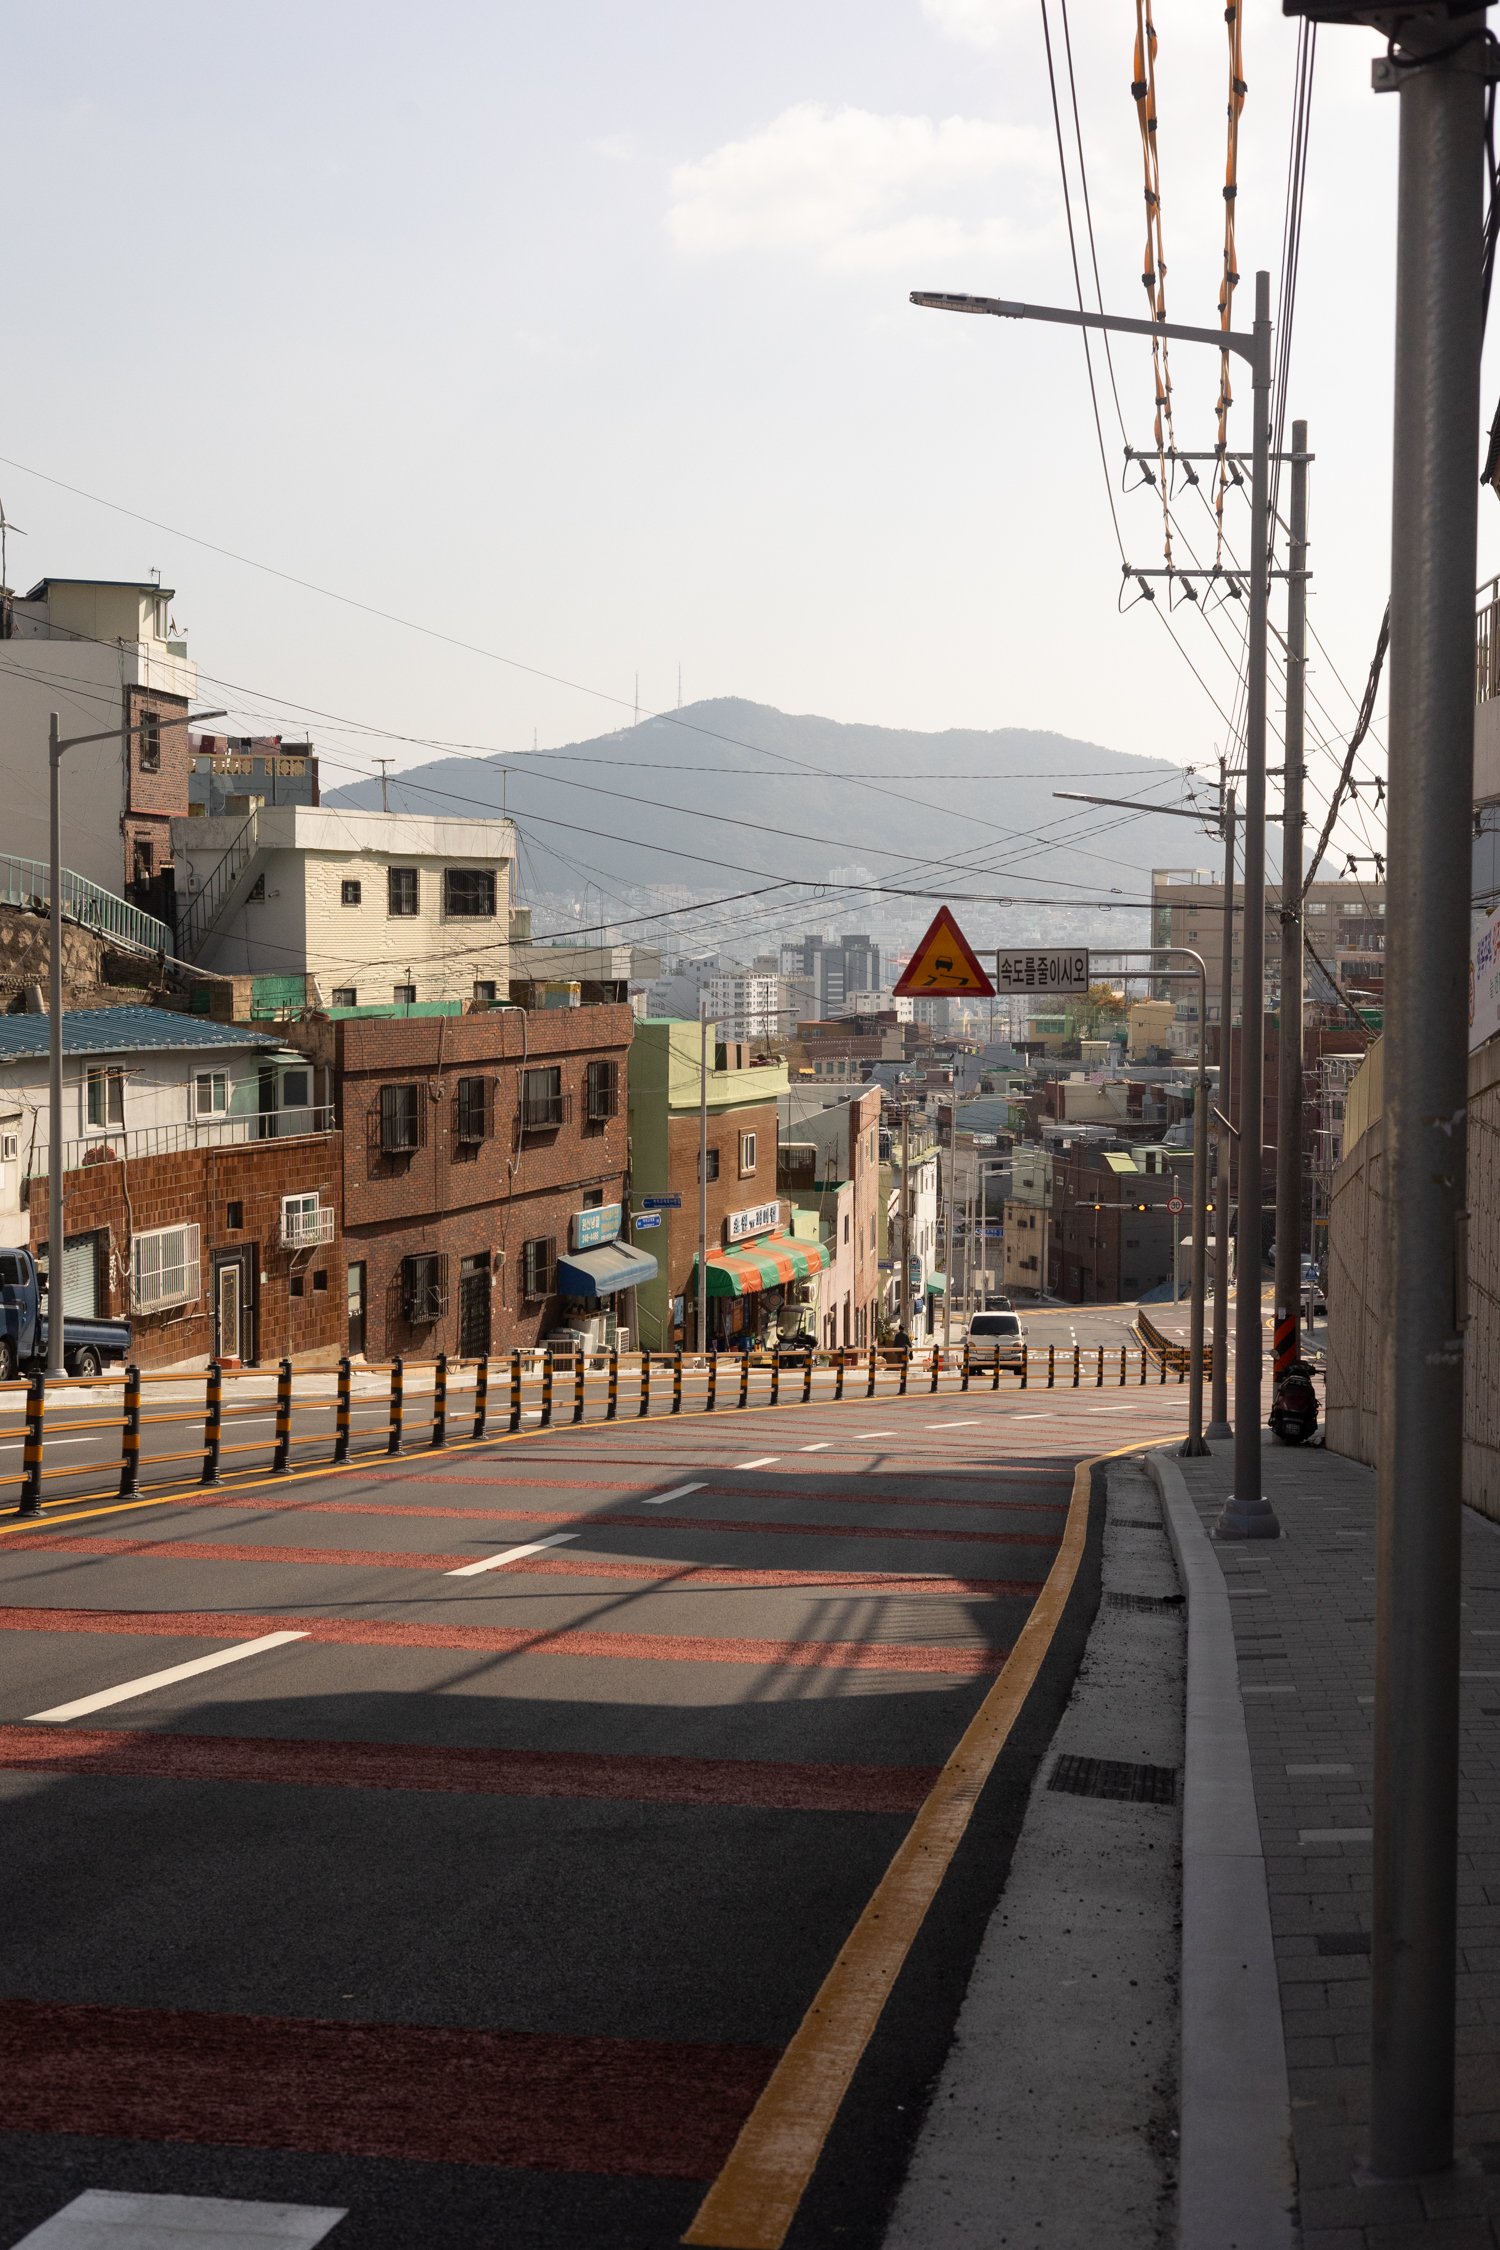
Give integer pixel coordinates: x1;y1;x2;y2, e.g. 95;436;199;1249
641;1194;682;1210
634;1211;663;1230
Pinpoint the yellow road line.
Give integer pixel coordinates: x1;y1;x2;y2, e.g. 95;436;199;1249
681;1431;1166;2250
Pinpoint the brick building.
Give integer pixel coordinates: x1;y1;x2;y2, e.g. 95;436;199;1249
288;1003;635;1362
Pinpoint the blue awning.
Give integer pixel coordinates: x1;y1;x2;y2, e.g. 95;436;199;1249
555;1240;659;1299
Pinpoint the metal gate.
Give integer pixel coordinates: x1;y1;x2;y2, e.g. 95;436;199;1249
62;1233;101;1317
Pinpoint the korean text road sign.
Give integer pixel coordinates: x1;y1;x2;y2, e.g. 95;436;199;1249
995;947;1090;995
894;907;995;998
640;1194;682;1210
633;1211;663;1230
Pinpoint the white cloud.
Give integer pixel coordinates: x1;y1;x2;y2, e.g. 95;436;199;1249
918;0;1028;51
667;103;1045;271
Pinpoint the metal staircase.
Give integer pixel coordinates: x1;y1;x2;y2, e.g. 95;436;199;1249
176;810;263;962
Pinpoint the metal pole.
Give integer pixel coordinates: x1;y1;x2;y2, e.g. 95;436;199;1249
698;999;709;1356
942;1125;953;1355
901;1102;913;1330
1216;269;1280;1541
1209;782;1237;1438
1274;418;1310;1384
1370;39;1484;2182
1182;960;1210;1456
47;713;65;1379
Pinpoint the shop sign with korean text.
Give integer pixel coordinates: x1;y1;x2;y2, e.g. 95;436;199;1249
725;1201;780;1244
572;1203;623;1251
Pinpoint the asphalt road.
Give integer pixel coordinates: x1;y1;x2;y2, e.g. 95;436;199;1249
0;1376;1189;2250
1020;1303;1149;1352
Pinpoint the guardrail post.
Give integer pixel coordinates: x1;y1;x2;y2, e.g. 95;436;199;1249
961;1343;971;1393
19;1365;47;1516
930;1347;941;1394
1096;1346;1104;1389
866;1341;877;1399
738;1351;749;1410
1119;1345;1126;1386
1178;1349;1186;1386
835;1353;845;1401
672;1347;683;1415
706;1350;717;1412
770;1348;781;1407
540;1351;554;1428
473;1354;489;1441
1140;1347;1147;1385
112;1362;139;1504
574;1350;586;1425
431;1351;449;1448
992;1348;1002;1392
272;1356;293;1474
201;1359;224;1484
1048;1343;1055;1389
509;1349;522;1433
640;1352;651;1418
389;1355;405;1452
803;1352;814;1404
1072;1343;1081;1389
607;1346;619;1420
1160;1344;1167;1385
331;1355;351;1465
1019;1346;1028;1391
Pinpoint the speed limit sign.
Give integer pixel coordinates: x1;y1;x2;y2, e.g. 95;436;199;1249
1167;1196;1185;1215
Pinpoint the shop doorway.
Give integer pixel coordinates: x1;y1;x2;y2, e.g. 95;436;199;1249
213;1250;254;1364
458;1253;491;1359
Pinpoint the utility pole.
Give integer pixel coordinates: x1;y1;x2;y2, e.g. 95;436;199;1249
1373;11;1483;2182
1274;420;1312;1383
698;997;710;1356
900;1101;913;1329
1210;777;1238;1439
374;758;392;813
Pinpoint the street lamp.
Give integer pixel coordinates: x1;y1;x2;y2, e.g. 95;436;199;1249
914;276;1276;1530
45;704;225;1376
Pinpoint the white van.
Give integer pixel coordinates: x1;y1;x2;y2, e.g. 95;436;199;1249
966;1309;1026;1368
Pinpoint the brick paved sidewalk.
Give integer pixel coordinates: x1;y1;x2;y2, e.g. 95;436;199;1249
1176;1440;1500;2248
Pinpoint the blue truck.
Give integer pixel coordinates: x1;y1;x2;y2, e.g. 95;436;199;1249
0;1248;132;1380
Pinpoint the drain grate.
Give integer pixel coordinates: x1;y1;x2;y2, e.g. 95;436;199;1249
1315;1932;1371;1957
1113;1516;1165;1531
1048;1753;1179;1805
1105;1591;1184;1614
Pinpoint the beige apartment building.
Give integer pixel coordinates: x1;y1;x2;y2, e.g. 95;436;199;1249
1151;867;1386;1043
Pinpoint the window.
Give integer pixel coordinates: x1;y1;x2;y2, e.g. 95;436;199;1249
739;1130;757;1176
289;1274;305;1299
132;1223;201;1312
225;1201;243;1230
520;1236;555;1301
388;867;419;917
0;1132;18;1162
583;1188;604;1209
444;867;497;918
700;1146;720;1183
455;1075;490;1143
402;1252;448;1323
153;596;169;640
585;1058;619;1124
393;984;417;1006
313;1270;329;1291
280;1192;334;1247
332;988;357;1008
193;1070;228;1120
521;1065;565;1131
139;711;161;772
379;1082;420;1154
85;1067;124;1130
473;980;498;1004
341;879;362;907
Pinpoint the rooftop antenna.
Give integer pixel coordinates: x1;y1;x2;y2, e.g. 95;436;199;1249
374;757;392;813
0;499;28;596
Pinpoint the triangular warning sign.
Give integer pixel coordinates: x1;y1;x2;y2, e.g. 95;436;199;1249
893;906;995;998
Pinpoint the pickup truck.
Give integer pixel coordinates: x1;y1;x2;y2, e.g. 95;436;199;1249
0;1248;132;1380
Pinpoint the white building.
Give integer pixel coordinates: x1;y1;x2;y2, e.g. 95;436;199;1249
706;970;787;1043
0;1008;327;1254
171;807;516;1008
0;576;198;899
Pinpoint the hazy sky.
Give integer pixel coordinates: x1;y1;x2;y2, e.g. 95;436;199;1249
4;1;1485;852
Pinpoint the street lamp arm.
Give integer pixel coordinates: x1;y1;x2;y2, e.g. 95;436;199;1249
909;291;1260;367
55;706;228;756
1052;789;1226;831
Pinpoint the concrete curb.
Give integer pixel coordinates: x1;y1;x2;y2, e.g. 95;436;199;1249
1147;1446;1295;2250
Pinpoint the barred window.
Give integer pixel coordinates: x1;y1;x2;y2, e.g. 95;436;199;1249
456;1075;491;1143
521;1236;555;1301
387;867;419;917
585;1058;618;1123
379;1082;420;1153
444;868;496;918
402;1252;448;1323
132;1223;200;1313
521;1066;565;1131
139;711;161;772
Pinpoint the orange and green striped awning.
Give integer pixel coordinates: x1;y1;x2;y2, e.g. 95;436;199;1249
689;1235;829;1297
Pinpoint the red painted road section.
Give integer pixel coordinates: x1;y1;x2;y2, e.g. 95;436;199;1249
0;1723;939;1813
0;1995;775;2178
0;1604;1008;1674
12;1530;1051;1589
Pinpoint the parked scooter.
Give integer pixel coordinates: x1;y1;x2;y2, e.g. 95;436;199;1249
1269;1358;1320;1447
